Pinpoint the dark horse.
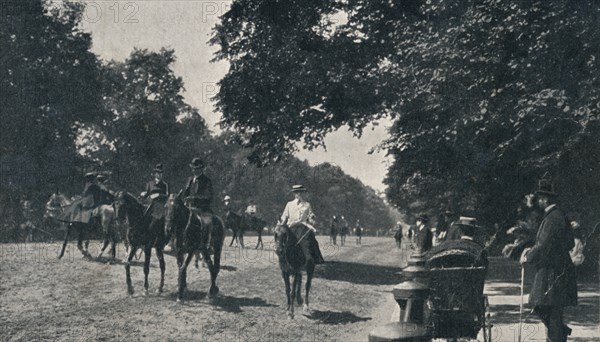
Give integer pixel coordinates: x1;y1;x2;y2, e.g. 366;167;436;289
164;193;225;302
226;212;267;249
273;224;316;319
113;192;170;295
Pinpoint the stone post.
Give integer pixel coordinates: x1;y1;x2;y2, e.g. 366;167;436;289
368;251;431;341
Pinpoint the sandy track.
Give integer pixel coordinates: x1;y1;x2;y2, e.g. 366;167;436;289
1;236;408;341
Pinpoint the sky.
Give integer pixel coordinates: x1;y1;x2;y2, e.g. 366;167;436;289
81;1;392;192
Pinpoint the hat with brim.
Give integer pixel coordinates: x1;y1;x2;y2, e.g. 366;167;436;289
190;158;204;169
154;163;164;173
85;172;96;181
97;174;107;183
535;179;557;197
456;216;480;228
291;185;307;192
224;195;231;201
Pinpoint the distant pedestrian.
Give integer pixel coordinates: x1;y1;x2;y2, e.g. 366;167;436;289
355;219;362;245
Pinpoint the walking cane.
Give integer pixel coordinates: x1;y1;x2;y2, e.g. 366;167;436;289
519;265;525;342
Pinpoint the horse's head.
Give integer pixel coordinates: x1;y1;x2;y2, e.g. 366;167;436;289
273;224;290;255
164;192;186;236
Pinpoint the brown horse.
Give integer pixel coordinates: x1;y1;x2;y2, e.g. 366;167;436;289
164;193;225;302
273;224;316;319
114;192;169;295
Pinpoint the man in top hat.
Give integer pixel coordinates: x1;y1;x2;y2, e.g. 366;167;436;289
140;163;169;219
279;185;325;264
521;178;577;342
182;157;214;249
443;209;462;241
413;214;433;253
426;216;488;268
183;158;213;212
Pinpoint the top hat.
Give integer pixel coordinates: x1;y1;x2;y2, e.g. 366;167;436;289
190;158;204;169
456;216;480;227
416;214;430;223
291;185;307;192
154;163;164;173
535;178;557;196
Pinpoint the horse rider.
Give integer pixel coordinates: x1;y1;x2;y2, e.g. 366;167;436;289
223;195;233;212
182;157;214;250
245;199;260;228
330;215;339;245
97;174;116;204
278;184;325;264
140;163;169;220
43;190;69;236
339;215;349;246
520;178;577;341
61;172;111;225
413;214;433;254
20;197;36;242
355;219;363;245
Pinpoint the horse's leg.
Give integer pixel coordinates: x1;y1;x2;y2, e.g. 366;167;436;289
58;223;72;259
291;272;300;317
143;245;152;295
205;238;222;298
256;230;262;249
125;246;137;295
283;272;293;319
156;246;166;294
239;232;245;248
77;225;89;258
296;272;303;305
177;252;194;302
304;263;315;314
98;239;110;259
229;230;235;247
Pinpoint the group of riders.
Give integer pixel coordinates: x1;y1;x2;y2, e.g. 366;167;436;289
38;157;325;264
329;215;363;246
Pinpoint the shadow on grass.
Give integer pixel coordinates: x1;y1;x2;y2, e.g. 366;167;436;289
307;310;371;325
487;286;599;328
167;291;276;313
315;261;402;285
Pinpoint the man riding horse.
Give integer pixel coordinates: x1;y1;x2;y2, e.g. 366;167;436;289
182;157;214;250
140;163;169;220
277;184;325;264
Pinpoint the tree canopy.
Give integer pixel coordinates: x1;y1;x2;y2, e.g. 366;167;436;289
210;0;600;233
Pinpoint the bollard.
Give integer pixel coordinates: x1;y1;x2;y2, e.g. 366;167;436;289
369;252;431;342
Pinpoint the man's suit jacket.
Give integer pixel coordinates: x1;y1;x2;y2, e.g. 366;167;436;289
527;205;577;307
415;226;433;253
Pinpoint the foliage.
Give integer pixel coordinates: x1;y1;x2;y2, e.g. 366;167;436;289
210;0;600;236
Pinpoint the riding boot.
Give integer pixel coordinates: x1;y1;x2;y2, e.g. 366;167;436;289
309;234;325;264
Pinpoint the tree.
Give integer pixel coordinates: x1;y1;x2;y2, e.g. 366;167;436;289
210;0;600;235
0;1;105;207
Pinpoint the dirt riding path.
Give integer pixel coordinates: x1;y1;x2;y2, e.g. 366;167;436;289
1;236;407;341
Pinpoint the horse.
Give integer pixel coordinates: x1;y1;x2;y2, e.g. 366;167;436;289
241;213;267;249
94;204;128;264
224;209;244;248
113;192;169;295
273;224;316;319
164;193;225;302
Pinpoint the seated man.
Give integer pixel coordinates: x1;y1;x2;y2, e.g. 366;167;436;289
426;216;488;269
278;185;325;264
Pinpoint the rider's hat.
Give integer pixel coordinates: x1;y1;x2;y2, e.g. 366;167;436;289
224;195;231;201
190;157;204;169
291;184;307;192
154;163;164;173
96;174;107;183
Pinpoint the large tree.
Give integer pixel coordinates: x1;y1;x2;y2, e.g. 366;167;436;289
210;0;600;232
1;1;105;196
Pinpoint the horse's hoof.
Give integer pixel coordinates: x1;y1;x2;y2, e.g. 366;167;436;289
143;289;149;296
156;288;163;294
297;297;304;305
127;288;134;296
287;312;294;320
303;304;312;314
208;286;219;298
176;298;182;303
